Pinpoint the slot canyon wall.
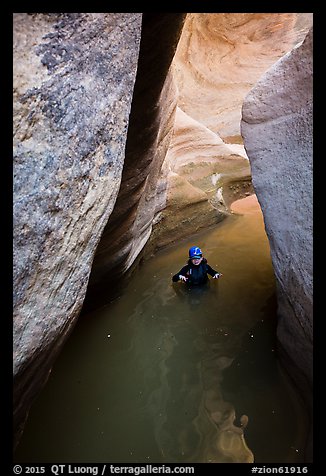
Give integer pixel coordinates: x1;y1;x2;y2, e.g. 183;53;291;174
13;12;313;456
84;13;187;307
241;28;313;461
143;13;313;256
13;12;186;448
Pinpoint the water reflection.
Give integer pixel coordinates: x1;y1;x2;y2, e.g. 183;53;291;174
145;280;252;462
14;195;306;463
172;280;216;308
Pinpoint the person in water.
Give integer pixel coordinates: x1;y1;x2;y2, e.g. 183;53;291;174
172;246;222;286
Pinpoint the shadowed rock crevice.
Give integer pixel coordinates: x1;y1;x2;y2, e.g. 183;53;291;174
84;13;187;309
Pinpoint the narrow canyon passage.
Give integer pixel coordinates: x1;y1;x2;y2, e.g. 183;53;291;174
13;196;307;463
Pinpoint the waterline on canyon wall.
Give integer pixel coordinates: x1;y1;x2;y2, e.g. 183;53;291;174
14;195;307;463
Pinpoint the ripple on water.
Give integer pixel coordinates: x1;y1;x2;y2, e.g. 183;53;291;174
13;195;307;463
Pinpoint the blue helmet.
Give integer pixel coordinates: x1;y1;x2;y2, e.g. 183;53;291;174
189;246;202;259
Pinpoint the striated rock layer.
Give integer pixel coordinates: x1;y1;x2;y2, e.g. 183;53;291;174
13;12;143;448
174;13;313;142
145;106;252;254
241;28;313;461
145;13;312;256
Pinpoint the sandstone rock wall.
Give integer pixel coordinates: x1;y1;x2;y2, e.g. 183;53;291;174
13;12;313;455
13;12;143;447
241;28;313;461
84;14;186;306
145;106;252;254
174;13;313;142
145;13;313;255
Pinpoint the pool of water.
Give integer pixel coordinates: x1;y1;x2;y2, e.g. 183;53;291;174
14;195;307;463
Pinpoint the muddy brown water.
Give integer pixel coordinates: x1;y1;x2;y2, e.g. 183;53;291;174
14;195;307;463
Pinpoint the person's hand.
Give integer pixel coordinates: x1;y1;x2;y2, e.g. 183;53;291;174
179;275;188;282
213;273;222;279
